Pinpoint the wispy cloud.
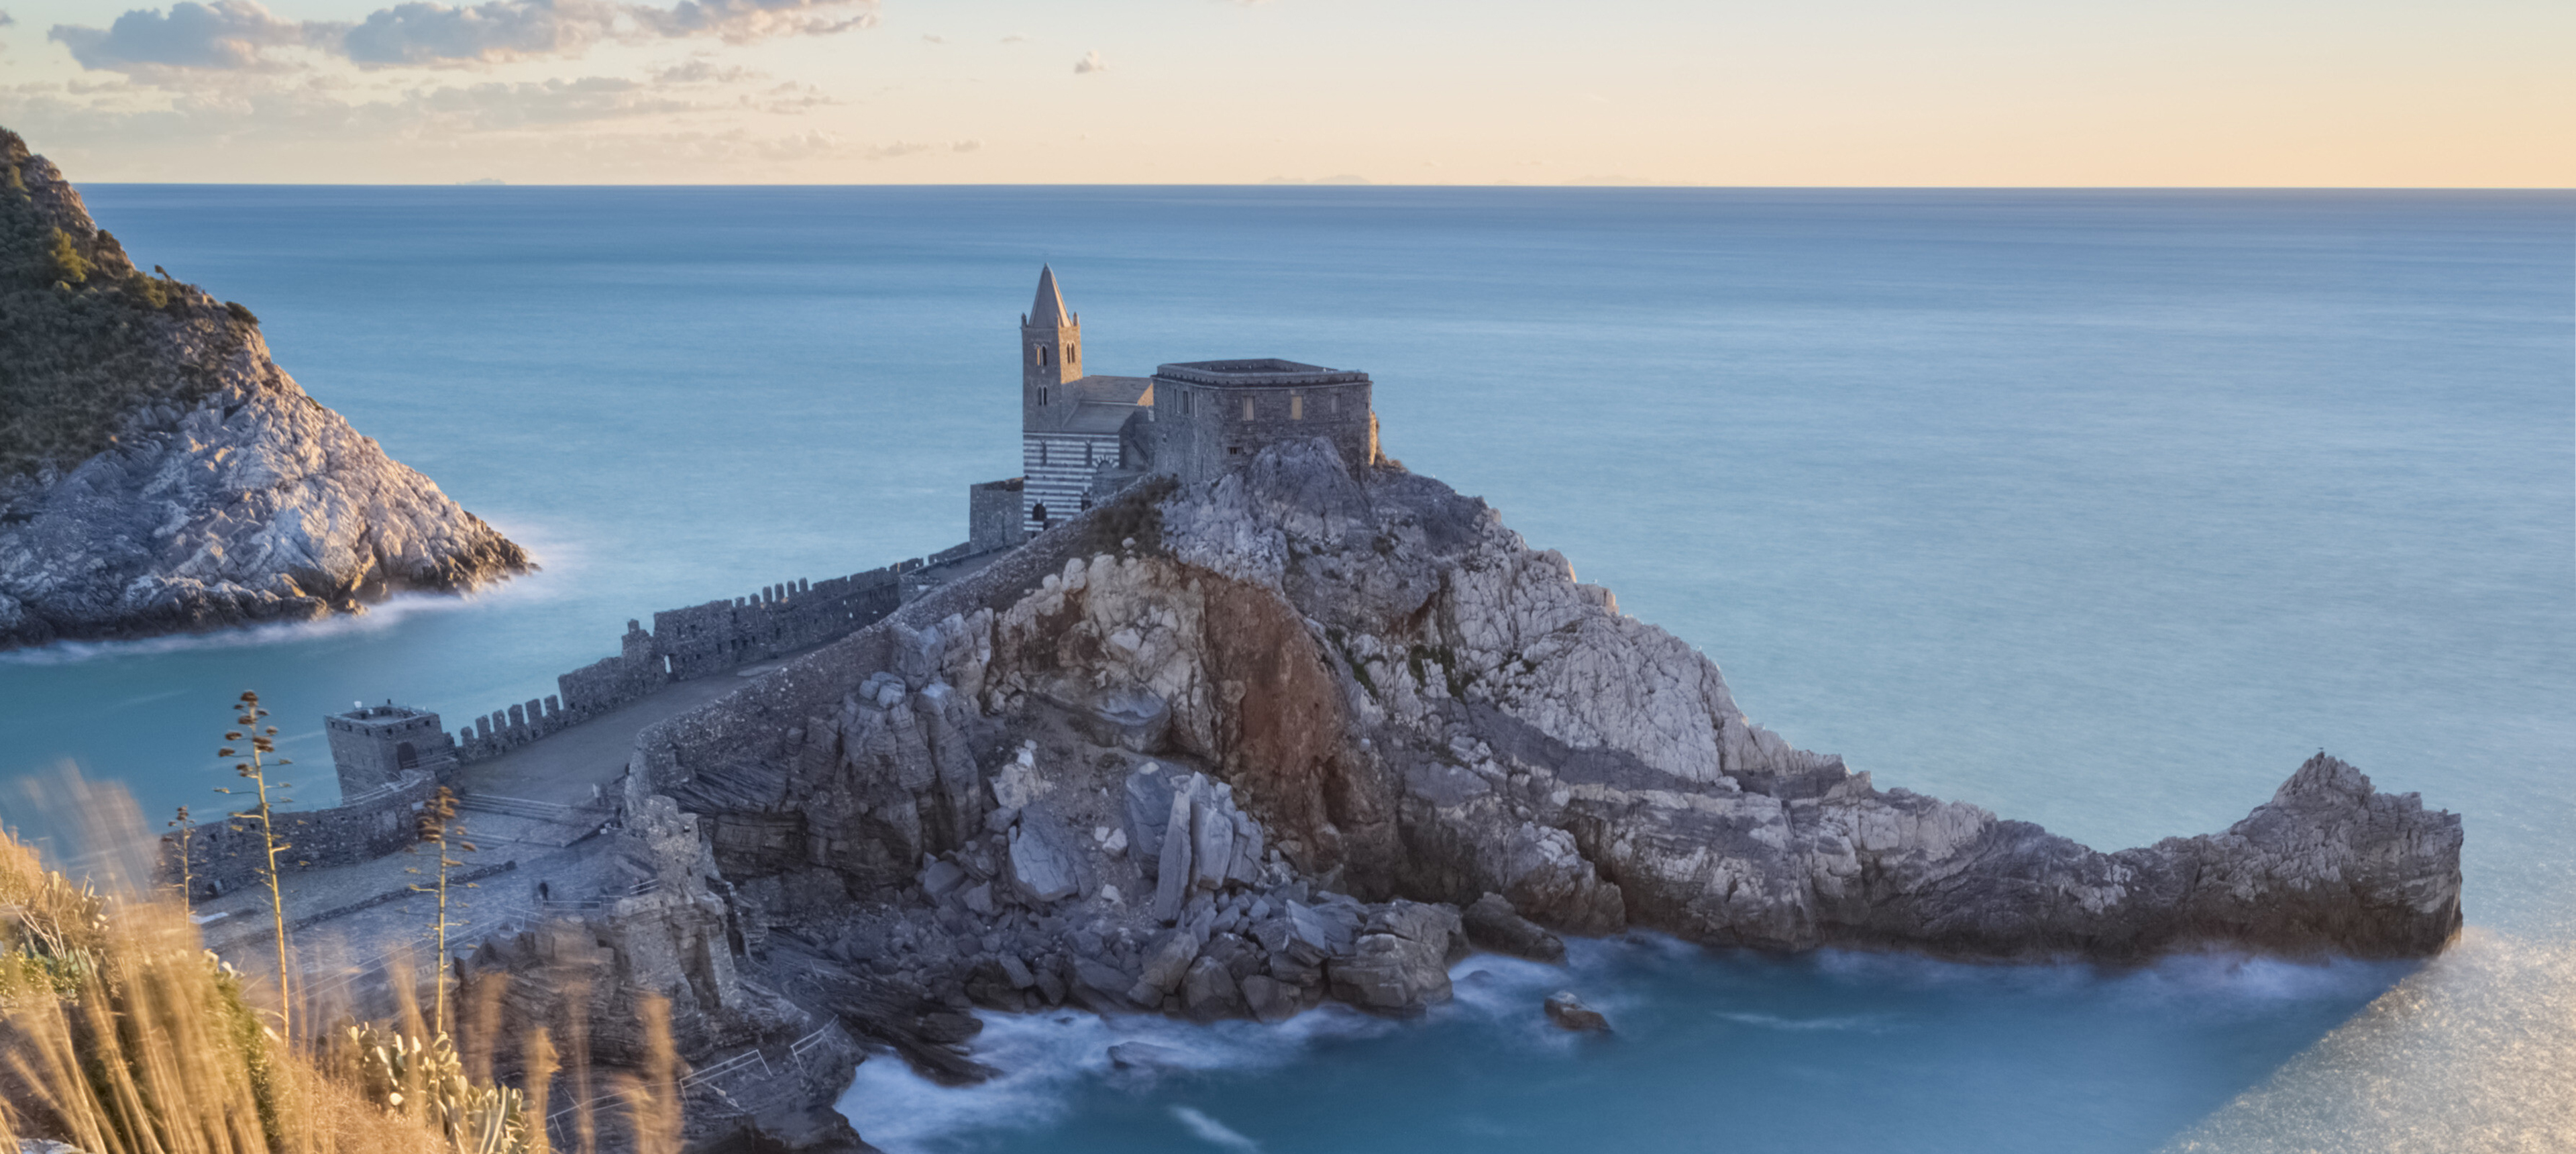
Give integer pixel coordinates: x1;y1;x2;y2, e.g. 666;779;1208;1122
50;1;318;73
648;56;761;84
3;69;767;140
1073;48;1105;74
863;138;977;159
338;0;631;68
404;75;702;127
47;0;880;76
0;11;17;29
623;0;875;44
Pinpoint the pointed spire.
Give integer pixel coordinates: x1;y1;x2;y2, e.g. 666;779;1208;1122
1029;264;1070;329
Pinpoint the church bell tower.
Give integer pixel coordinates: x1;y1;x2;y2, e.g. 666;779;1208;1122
1021;264;1081;429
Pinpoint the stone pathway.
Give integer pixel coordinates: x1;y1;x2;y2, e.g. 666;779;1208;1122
196;663;792;1010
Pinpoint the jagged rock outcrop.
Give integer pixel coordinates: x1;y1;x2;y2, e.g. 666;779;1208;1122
663;437;2459;978
615;433;2458;1149
1154;439;2463;959
0;127;529;649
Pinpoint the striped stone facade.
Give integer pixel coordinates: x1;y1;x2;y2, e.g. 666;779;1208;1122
1021;431;1121;531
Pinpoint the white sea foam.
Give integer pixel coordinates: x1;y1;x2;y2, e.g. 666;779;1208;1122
0;517;575;668
1714;1010;1894;1033
1803;943;2406;1013
1169;1106;1260;1151
0;592;474;666
837;1002;1400;1153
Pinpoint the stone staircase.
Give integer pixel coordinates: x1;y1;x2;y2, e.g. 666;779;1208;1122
458;792;607;847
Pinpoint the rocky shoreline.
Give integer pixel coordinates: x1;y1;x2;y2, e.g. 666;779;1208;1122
455;441;2458;1151
0;129;529;650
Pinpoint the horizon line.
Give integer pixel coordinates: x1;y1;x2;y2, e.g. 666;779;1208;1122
73;180;2576;192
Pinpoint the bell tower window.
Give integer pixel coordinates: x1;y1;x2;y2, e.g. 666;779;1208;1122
1241;397;1255;421
1036;344;1050;367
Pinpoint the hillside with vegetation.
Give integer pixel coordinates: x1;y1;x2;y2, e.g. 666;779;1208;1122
0;127;252;481
0;127;531;649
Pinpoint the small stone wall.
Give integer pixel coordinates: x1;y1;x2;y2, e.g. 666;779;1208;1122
162;770;435;893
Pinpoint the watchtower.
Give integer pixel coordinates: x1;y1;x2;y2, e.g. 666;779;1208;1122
323;701;455;796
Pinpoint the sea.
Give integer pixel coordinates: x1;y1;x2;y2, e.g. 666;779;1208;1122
5;185;2569;1152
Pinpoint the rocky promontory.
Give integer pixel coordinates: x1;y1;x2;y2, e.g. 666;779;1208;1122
405;436;2461;1151
493;435;2457;1134
0;127;529;649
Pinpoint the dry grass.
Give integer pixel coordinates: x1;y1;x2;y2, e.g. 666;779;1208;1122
0;776;674;1154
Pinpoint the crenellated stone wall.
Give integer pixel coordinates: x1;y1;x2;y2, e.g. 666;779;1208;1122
440;558;939;766
163;768;437;894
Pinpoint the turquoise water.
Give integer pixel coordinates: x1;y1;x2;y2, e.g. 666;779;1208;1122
7;187;2571;1151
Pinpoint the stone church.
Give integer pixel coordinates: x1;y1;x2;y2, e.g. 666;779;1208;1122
993;265;1381;541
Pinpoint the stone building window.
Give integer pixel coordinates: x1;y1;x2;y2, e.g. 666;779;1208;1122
1181;390;1191;415
1084;441;1093;466
1040;441;1049;466
1330;394;1341;415
1033;503;1050;527
1036;344;1050;367
1241;397;1255;421
1038;388;1049;406
1291;394;1304;420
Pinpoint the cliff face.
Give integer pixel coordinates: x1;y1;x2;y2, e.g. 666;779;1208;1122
1156;442;2465;959
0;128;529;649
621;437;2459;1084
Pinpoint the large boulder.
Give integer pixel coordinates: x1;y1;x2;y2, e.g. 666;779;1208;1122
1127;930;1200;1006
1325;900;1464;1015
1181;955;1247;1020
1006;804;1083;904
1463;892;1565;963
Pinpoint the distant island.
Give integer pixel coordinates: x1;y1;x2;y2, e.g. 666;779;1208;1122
0;127;530;650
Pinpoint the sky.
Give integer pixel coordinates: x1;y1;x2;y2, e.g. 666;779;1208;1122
0;0;2568;186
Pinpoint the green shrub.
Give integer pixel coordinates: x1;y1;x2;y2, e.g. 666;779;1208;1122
0;123;249;482
43;228;88;284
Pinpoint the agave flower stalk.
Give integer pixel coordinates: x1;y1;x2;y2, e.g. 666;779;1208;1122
215;689;296;1042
